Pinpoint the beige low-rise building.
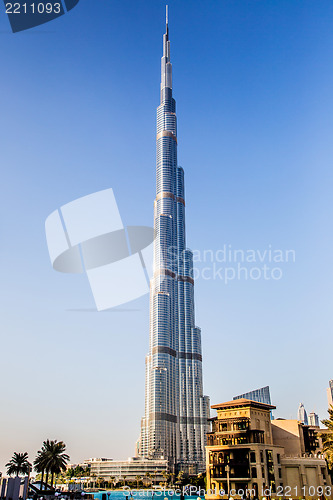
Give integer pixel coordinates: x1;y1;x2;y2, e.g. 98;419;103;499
271;419;319;456
206;399;332;500
84;456;168;483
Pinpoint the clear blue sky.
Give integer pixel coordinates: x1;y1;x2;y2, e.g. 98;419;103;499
0;0;333;473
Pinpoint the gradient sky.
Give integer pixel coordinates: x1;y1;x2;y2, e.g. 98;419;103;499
1;0;333;474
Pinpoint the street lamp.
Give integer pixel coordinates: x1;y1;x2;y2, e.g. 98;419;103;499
225;465;230;498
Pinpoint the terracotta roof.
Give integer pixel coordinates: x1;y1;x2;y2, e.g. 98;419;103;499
211;398;276;411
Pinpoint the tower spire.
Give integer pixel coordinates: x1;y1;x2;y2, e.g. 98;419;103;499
161;5;171;92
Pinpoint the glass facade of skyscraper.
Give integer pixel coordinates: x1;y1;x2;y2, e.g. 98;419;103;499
297;403;308;425
233;386;272;406
139;11;210;472
308;412;320;427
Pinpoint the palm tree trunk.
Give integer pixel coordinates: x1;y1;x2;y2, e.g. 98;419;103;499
51;472;54;489
41;470;44;490
46;471;49;489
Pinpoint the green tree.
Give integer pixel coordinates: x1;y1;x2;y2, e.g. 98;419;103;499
34;450;48;490
66;467;75;478
96;476;104;488
176;470;185;485
90;473;97;488
34;439;70;489
145;472;152;488
71;466;87;478
135;475;141;488
161;471;169;487
46;440;70;487
321;406;333;469
6;452;31;477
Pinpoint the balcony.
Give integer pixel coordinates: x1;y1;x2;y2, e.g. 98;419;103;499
211;468;251;480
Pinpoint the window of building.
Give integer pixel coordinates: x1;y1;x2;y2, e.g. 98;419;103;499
251;467;257;478
277;454;280;464
278;468;282;479
235;436;248;445
250;452;256;463
252;431;264;444
266;450;275;487
262;466;265;478
260;451;264;463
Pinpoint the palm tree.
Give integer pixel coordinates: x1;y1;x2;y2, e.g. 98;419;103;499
321;406;333;469
162;471;169;487
34;439;70;489
34;450;48;490
45;440;70;487
34;442;52;489
6;452;31;477
135;475;141;488
90;473;97;488
97;476;104;488
145;472;152;488
123;475;127;486
176;470;185;486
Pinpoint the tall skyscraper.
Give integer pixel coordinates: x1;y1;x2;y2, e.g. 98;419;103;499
327;380;333;408
234;386;272;405
139;9;210;473
298;403;308;425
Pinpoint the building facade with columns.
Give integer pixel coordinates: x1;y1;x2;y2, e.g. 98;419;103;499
84;457;168;483
206;399;332;499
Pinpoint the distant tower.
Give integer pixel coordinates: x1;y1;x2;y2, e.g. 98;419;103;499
298;403;308;425
327;380;333;408
308;412;320;427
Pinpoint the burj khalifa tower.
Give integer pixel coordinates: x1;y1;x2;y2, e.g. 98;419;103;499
139;9;210;473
